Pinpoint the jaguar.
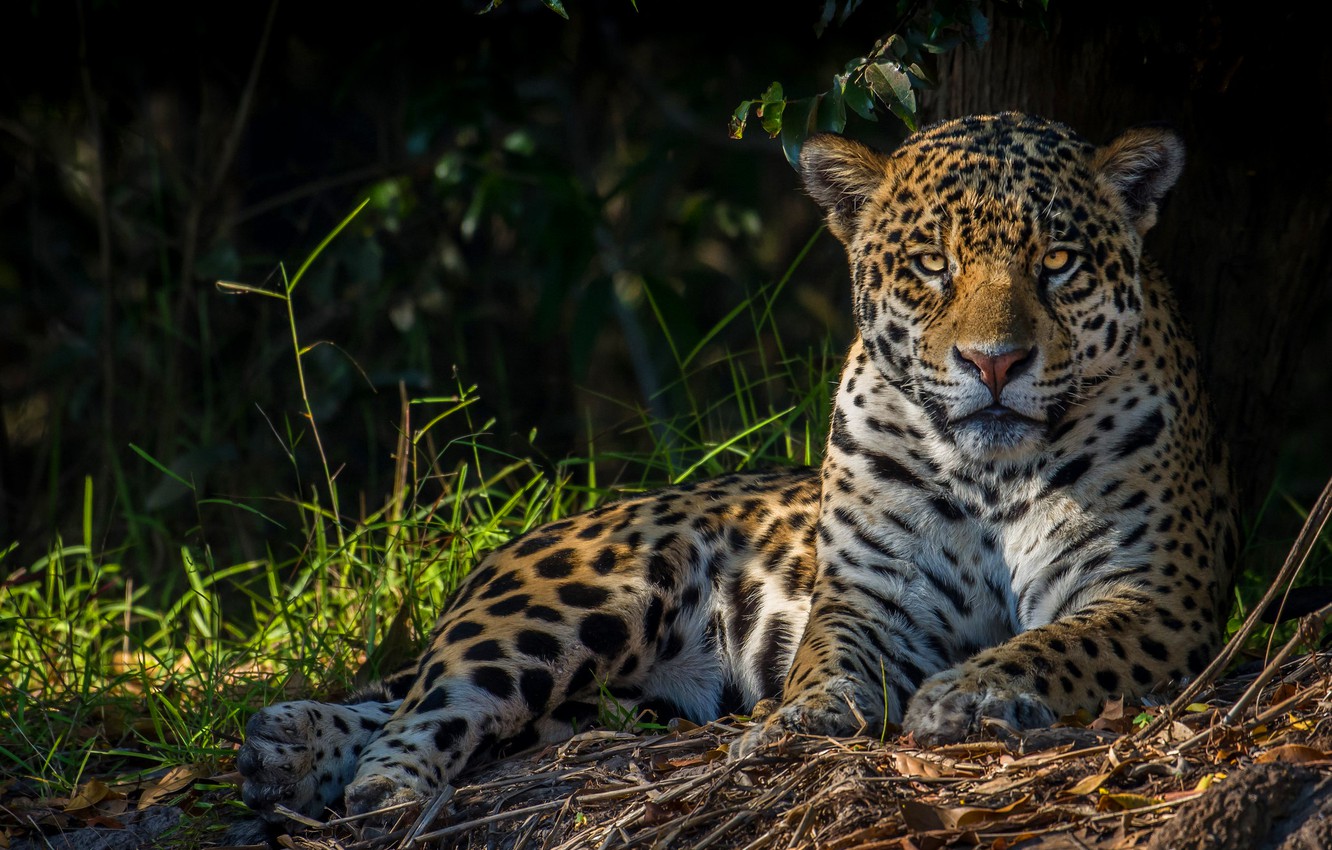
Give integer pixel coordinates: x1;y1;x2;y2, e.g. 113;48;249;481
238;112;1238;823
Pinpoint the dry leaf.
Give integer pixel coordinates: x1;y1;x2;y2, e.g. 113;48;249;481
901;800;950;831
972;765;1055;796
1255;744;1330;764
96;799;128;817
892;751;983;778
1100;696;1126;720
138;764;209;810
1096;791;1157;811
901;796;1030;830
1066;770;1114;796
894;752;948;778
1091;696;1135;733
1004;743;1078;769
949;796;1031;828
652;755;697;770
65;779;115;811
639;801;674;827
1194;771;1225;791
932;741;1008;759
652;745;726;772
1160;788;1205;803
1287;714;1315;731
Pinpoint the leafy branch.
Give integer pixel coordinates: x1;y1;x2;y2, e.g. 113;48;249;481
730;0;1050;166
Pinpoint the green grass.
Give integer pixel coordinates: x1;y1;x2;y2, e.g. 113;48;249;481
0;209;834;831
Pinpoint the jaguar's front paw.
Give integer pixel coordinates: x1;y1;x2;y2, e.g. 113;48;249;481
902;668;1055;745
731;707;798;761
730;679;868;760
237;699;396;823
344;769;436;819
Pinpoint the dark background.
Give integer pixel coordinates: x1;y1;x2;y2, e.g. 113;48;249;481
1;1;1329;585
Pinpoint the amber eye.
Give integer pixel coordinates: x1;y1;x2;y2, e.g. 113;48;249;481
913;253;948;275
1042;249;1075;273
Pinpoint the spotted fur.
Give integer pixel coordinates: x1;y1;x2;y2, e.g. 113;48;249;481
238;113;1237;822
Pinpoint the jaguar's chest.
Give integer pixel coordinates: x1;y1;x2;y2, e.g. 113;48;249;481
837;430;1133;630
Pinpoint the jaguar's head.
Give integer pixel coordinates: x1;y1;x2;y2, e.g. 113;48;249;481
802;112;1183;459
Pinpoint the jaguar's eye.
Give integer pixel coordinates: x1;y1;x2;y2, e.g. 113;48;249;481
1042;249;1076;273
913;253;948;275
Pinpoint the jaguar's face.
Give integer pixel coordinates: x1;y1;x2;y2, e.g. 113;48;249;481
802;114;1179;459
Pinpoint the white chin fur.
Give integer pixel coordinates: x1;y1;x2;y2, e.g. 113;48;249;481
952;416;1045;459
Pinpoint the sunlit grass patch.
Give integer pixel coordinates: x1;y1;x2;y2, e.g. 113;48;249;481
0;206;834;824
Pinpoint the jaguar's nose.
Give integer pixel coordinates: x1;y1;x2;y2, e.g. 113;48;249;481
955;346;1034;401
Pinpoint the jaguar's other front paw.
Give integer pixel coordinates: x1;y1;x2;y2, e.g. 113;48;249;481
902;668;1056;746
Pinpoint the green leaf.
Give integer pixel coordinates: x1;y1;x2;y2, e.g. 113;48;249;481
907;62;936;88
816;83;846;133
729;100;753;140
866;61;912;107
215;279;286;300
758;98;786;138
288;198;370;294
865;61;917;131
779;98;815;167
129;443;196;493
541;0;569;18
887;94;918;131
842;77;878;122
761;81;784;105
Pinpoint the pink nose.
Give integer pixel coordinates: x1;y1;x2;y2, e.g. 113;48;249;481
956;347;1032;401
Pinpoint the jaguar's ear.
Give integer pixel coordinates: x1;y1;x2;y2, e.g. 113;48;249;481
800;134;892;244
1094;126;1185;236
